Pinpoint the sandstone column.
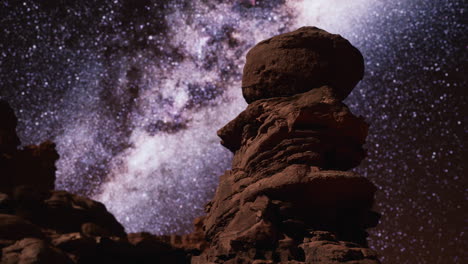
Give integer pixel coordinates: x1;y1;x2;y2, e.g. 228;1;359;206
194;27;381;264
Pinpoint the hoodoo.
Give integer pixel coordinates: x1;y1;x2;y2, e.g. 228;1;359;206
193;27;381;264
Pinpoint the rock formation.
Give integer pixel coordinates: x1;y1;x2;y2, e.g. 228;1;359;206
193;27;381;263
0;26;382;264
242;27;364;103
0;100;194;263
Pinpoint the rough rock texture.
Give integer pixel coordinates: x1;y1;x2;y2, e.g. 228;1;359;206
157;216;208;253
2;238;73;264
219;86;368;173
299;231;380;264
0;99;198;263
194;28;381;263
242;27;364;103
0;26;382;263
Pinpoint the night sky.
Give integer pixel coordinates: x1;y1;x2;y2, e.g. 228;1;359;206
0;0;466;263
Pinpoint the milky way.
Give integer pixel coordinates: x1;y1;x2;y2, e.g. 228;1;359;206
0;0;466;263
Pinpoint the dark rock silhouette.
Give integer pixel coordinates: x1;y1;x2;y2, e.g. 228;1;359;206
0;100;58;194
0;214;43;241
0;101;20;155
2;238;74;264
0;100;193;263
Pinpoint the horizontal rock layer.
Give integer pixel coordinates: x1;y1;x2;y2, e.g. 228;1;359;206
196;28;381;263
220;86;368;175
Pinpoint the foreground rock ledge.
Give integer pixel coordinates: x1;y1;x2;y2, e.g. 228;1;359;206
0;100;196;263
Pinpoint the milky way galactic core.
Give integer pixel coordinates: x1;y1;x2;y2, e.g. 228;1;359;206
0;0;466;263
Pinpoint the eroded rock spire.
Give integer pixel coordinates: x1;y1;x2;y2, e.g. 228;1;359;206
194;27;382;264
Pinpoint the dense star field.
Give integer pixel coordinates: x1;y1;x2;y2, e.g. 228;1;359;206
0;0;466;263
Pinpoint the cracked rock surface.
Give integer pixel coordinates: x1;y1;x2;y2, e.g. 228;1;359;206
194;28;381;264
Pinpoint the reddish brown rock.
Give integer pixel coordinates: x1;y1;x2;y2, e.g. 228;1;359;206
51;232;138;264
41;190;126;237
300;231;380;264
159;216;208;253
242;27;364;103
128;232;190;264
0;188;126;239
0;188;136;263
1;238;73;264
194;28;381;263
51;232;97;262
0;100;194;263
0;26;382;263
220;86;368;173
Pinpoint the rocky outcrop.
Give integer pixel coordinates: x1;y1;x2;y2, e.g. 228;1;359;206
0;26;382;264
0;214;43;241
157;216;208;253
0;101;20;156
194;27;381;263
0;100;194;263
0;101;58;194
2;238;74;264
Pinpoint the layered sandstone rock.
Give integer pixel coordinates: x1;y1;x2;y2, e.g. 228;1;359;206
2;238;74;264
194;27;381;264
0;26;382;264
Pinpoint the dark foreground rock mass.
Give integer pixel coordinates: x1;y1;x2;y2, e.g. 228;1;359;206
0;26;381;264
0;100;58;194
0;100;197;263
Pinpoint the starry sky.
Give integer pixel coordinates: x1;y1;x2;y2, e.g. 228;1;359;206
0;0;466;263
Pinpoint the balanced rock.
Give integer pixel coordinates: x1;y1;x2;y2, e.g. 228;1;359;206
242;27;364;103
194;28;381;263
